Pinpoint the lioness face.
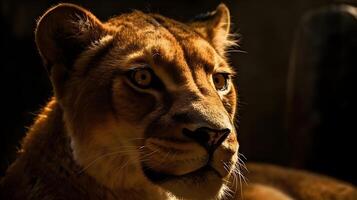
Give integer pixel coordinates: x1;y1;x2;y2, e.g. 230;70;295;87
36;3;238;199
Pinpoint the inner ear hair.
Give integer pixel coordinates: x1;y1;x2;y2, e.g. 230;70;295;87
189;3;238;57
35;3;105;72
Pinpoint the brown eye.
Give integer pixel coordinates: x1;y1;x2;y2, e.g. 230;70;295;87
131;68;152;88
213;73;228;91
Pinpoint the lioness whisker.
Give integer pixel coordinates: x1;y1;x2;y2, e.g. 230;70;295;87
139;149;159;160
78;147;143;174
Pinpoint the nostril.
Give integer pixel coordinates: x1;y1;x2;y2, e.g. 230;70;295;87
210;128;230;149
182;128;209;146
182;127;230;152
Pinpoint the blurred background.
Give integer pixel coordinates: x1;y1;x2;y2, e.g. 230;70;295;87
1;0;356;185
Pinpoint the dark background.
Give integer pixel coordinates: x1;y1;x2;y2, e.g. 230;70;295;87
1;0;356;185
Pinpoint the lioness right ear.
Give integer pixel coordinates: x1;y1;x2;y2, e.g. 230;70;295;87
189;4;236;57
35;3;105;72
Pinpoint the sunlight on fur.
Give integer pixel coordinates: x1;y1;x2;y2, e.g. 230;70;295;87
1;3;356;200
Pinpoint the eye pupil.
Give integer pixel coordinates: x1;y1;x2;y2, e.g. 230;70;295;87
214;78;220;84
213;73;228;91
131;68;153;88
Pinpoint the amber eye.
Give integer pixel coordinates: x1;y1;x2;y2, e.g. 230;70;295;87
213;73;228;91
131;68;153;88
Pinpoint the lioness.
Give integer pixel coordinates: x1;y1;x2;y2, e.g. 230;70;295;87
1;3;356;200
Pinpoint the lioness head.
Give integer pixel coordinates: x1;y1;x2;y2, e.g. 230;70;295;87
36;3;239;199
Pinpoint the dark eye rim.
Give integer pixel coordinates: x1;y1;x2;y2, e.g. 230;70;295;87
213;73;231;91
127;67;152;89
126;66;163;90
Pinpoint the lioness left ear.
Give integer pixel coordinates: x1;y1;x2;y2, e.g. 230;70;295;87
35;3;105;72
35;3;108;98
189;4;235;57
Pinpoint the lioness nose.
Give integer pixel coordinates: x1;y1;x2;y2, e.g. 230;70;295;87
183;127;230;152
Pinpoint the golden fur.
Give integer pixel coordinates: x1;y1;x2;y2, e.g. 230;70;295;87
1;3;356;200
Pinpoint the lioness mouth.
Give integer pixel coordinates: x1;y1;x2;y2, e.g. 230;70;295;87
143;164;221;183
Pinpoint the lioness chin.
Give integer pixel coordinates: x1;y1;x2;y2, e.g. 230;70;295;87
1;3;356;200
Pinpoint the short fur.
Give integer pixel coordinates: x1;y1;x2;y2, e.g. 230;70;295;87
1;3;356;200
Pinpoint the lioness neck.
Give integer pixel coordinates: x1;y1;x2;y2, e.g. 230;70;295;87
1;98;170;200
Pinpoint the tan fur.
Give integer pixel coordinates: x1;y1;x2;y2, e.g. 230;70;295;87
1;3;356;200
241;163;357;200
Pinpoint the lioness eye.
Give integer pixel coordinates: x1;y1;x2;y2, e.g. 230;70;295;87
213;73;228;91
131;68;153;88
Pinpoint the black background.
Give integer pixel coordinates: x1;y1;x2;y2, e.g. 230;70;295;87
1;0;356;185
